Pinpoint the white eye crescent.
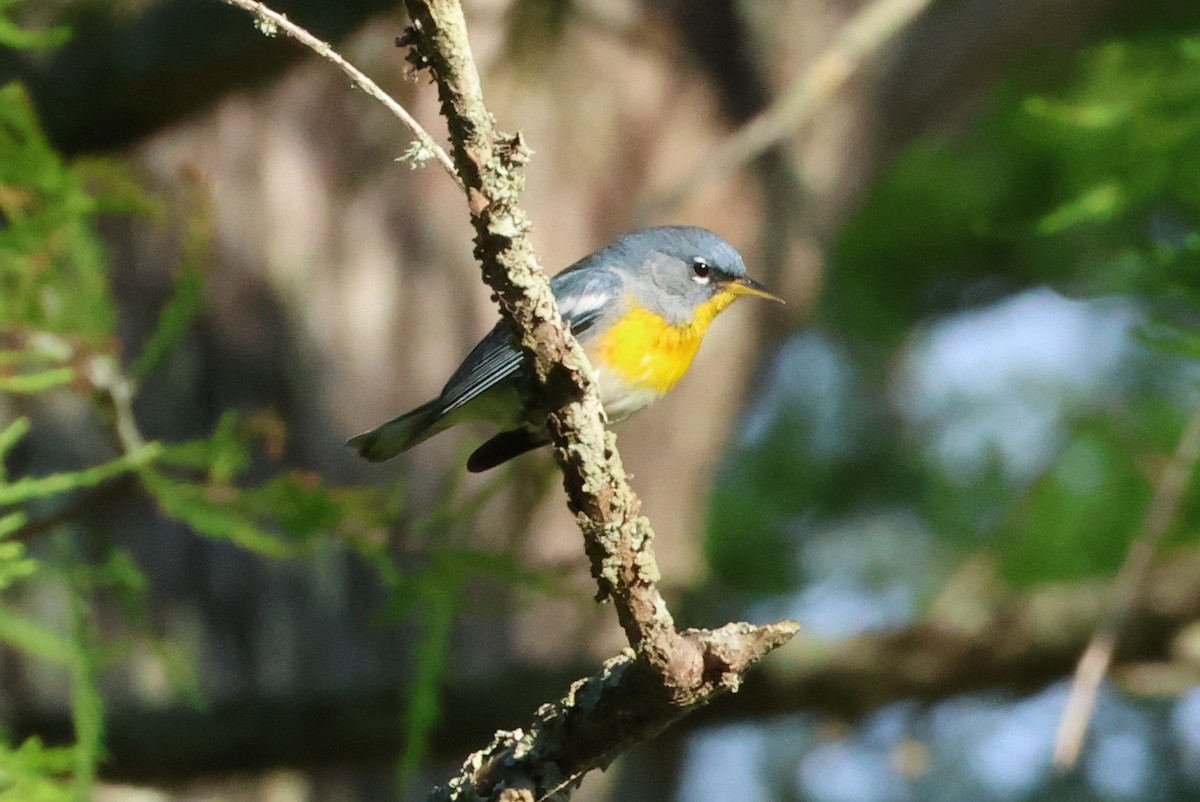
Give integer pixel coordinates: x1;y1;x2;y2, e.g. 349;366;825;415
691;257;711;284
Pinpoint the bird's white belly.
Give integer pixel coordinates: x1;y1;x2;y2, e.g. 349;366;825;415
593;364;663;422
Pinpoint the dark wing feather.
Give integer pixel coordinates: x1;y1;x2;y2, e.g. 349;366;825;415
435;267;621;415
436;324;517;415
466;429;547;472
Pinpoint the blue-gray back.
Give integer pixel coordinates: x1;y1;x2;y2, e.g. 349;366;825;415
435;261;624;415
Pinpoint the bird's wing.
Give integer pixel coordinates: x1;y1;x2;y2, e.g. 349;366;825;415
436;267;622;415
554;262;624;334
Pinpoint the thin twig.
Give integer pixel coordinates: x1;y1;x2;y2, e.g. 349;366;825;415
218;0;461;187
1;336;154;543
84;354;147;454
1053;400;1200;771
645;0;934;216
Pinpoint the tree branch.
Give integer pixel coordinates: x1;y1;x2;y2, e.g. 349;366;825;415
218;0;460;185
645;0;935;216
393;1;795;798
397;0;696;669
2;331;152;544
28;543;1200;783
1053;402;1200;770
209;1;795;795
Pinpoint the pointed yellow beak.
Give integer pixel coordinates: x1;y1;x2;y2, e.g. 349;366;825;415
724;275;785;304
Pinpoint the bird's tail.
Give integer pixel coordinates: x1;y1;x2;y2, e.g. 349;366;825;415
347;400;446;462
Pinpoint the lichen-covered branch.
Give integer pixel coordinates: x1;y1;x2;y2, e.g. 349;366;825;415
396;1;796;798
432;622;796;802
399;0;734;660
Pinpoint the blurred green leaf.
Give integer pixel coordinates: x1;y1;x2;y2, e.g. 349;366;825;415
131;260;205;378
0;538;37;590
0;511;27;537
395;579;456;794
705;428;822;595
0;607;72;664
140;469;301;558
0;366;74;394
827;24;1200;343
705;424;808;594
148;407;399;554
157;411;249;482
0;737;75;802
998;428;1149;584
0;443;161;506
0;417;31;477
65;567;103;802
0;84;116;340
1037;182;1124;234
0;0;70;52
142;467;396;557
132;179;209;377
70;158;160;220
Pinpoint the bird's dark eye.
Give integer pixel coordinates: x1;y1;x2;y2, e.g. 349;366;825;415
691;258;711;282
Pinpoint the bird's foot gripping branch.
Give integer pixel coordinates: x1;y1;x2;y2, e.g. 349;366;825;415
389;1;799;799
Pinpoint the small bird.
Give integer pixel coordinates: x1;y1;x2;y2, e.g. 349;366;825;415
348;226;783;472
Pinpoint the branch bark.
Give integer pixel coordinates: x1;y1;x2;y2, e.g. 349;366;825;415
645;0;936;217
32;544;1200;783
395;1;795;798
1053;402;1200;770
218;0;459;184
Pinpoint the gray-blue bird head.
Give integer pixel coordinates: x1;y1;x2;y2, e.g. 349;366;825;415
605;226;782;325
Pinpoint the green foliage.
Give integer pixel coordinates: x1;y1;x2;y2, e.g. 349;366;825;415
0;0;69;52
130;258;205;377
827;26;1200;345
0;443;161;506
0;366;73;394
142;467;393;558
367;470;560;793
0;9;419;792
0;536;36;590
379;543;508;795
393;574;456;795
0;738;76;802
705;365;919;594
713;20;1200;602
144;412;400;556
0;84;115;340
0;418;29;479
0;606;72;665
0;338;73;399
0;95;156;785
63;560;103;802
0;78;412;772
158;410;251;482
997;427;1151;584
132;180;210;378
706;420;810;594
827;141;1020;343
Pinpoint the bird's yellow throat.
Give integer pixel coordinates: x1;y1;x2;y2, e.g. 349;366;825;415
593;292;740;395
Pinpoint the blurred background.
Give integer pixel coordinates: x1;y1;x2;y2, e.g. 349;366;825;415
3;0;1200;800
